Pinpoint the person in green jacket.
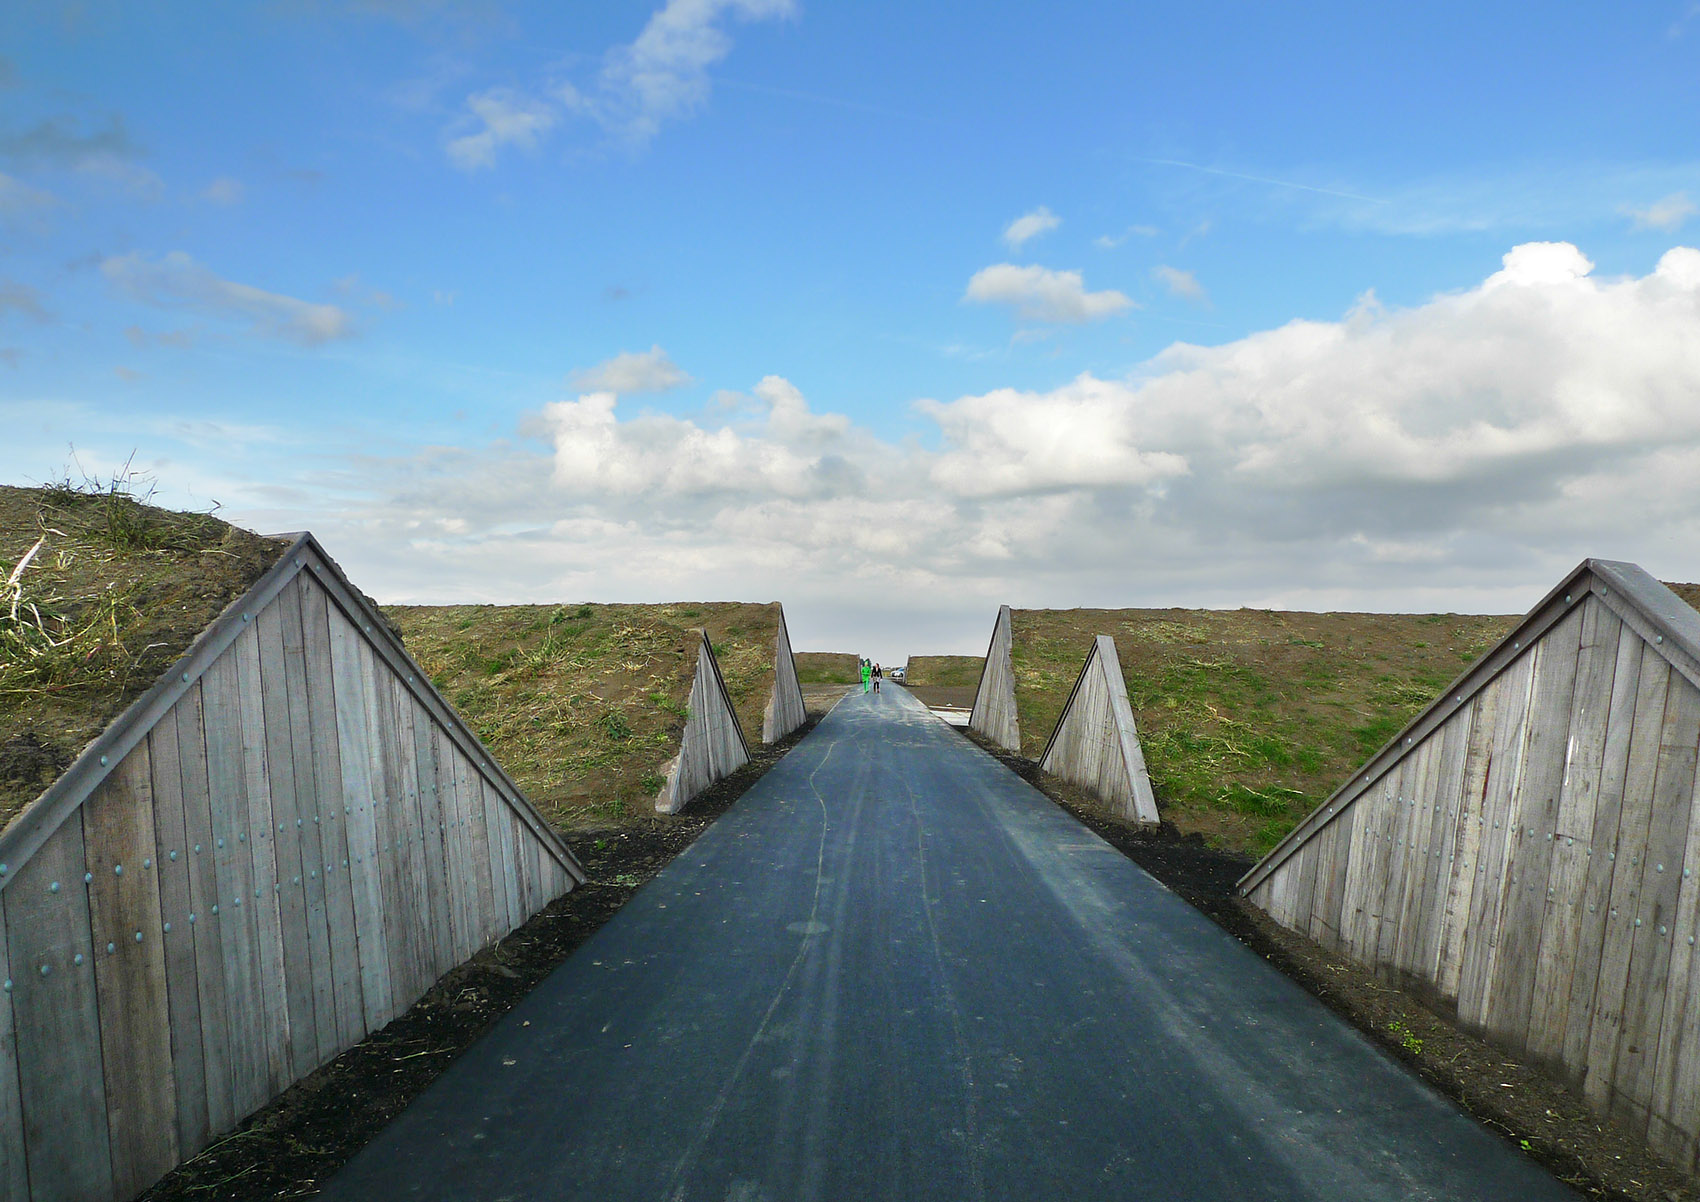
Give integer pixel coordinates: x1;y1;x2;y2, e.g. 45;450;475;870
860;658;871;694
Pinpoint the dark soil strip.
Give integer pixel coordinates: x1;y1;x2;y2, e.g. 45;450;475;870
136;717;820;1202
963;730;1699;1202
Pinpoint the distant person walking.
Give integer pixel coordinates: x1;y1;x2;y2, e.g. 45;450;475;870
860;658;871;694
873;662;882;693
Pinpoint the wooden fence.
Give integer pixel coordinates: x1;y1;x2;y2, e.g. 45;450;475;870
1040;635;1159;826
0;534;583;1202
655;633;751;815
968;605;1019;752
1241;559;1700;1168
761;606;806;743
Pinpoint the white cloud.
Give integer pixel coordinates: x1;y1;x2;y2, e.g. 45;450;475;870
100;251;355;346
1095;225;1158;249
1627;192;1697;233
0;279;48;323
441;0;792;166
592;0;795;144
445;87;558;170
964;263;1134;323
53;239;1700;663
1002;206;1059;249
569;345;692;394
1152;264;1207;302
201;176;244;205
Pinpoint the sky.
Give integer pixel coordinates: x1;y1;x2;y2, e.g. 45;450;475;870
3;1;1699;664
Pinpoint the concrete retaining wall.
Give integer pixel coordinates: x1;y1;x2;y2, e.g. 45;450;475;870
655;633;750;815
1039;635;1158;826
968;605;1020;752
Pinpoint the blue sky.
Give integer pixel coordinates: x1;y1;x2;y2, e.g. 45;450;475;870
4;1;1700;661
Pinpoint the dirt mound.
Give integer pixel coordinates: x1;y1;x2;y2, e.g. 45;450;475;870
0;483;287;833
383;602;783;831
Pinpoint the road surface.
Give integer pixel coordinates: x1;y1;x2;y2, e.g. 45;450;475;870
322;685;1576;1201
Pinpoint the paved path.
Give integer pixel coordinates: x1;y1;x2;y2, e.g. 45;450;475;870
323;686;1576;1201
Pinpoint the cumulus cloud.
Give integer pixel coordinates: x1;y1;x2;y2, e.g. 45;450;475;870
964;263;1135;323
146;239;1700;658
445;87;558;170
1627;192;1697;233
0;279;48;322
1002;206;1059;248
101;251;355;346
569;345;692;394
1152;264;1207;302
1095;225;1158;249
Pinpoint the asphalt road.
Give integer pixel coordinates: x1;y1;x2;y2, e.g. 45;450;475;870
321;685;1577;1202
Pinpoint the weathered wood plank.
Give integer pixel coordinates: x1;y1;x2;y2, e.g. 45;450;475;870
277;576;341;1066
84;746;178;1197
1486;608;1583;1044
360;643;413;1017
458;749;497;949
148;712;211;1158
300;577;366;1051
434;725;473;964
1316;805;1356;951
412;703;453;978
490;779;522;934
1457;651;1536;1029
1390;735;1440;978
176;682;239;1138
1525;601;1620;1064
376;664;428;1004
1337;769;1383;959
1648;685;1700;1157
0;908;27;1202
1414;710;1471;984
3;819;113;1201
1562;624;1645;1077
201;646;269;1122
1607;670;1700;1130
328;601;393;1030
1583;652;1670;1106
238;615;294;1094
1437;687;1496;1002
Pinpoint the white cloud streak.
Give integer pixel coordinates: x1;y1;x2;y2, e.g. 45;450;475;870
445;87;558;170
1152;264;1207;302
1627;192;1697;233
101;251;355;346
1002;206;1059;248
964;263;1134;323
568;345;692;394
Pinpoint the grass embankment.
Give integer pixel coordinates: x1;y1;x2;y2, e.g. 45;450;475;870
1008;608;1518;859
0;482;284;834
794;651;858;684
383;602;782;831
902;655;983;687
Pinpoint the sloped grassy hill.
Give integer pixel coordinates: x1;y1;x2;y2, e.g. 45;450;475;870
0;484;285;833
1008;607;1520;857
794;652;859;685
902;655;983;687
383;602;782;830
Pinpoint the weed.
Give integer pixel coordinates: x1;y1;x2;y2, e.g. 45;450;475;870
600;711;632;741
1388;1019;1423;1056
640;771;665;795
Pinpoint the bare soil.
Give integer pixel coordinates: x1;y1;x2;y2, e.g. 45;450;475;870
965;729;1700;1202
135;717;819;1202
0;484;286;834
904;683;977;710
